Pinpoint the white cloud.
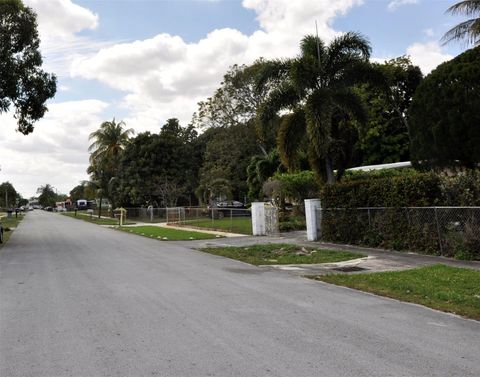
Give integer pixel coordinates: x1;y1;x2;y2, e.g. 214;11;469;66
0;100;109;198
387;0;419;12
24;0;98;37
406;41;453;74
6;0;366;195
23;0;111;76
70;0;364;130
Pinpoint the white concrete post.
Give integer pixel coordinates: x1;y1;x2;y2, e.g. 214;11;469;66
305;199;322;241
251;202;266;236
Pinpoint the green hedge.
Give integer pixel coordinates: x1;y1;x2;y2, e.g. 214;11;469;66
321;172;443;208
319;169;480;259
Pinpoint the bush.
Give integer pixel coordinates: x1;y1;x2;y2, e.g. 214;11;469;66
442;170;480;206
319;169;480;259
321;172;443;208
263;171;318;205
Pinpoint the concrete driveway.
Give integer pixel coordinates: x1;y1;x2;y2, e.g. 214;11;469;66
1;211;479;376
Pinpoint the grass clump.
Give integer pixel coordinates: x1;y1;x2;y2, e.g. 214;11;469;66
314;264;480;320
118;226;218;241
199;243;363;265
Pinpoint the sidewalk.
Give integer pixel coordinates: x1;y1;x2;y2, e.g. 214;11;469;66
186;230;480;275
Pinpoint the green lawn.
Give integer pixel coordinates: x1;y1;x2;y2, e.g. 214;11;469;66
314;265;480;320
62;212;135;226
118;225;220;241
0;214;24;246
199;243;364;265
184;217;252;235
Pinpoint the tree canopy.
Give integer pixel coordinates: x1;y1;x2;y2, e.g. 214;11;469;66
357;56;423;164
0;0;56;134
256;32;380;184
409;46;480;168
117;119;199;206
88;118;134;213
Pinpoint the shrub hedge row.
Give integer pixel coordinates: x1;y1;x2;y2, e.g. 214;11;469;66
319;169;480;260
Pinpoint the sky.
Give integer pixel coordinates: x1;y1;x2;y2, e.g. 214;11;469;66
0;0;467;199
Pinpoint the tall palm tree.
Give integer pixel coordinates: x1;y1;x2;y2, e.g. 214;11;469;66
256;33;378;184
88;119;134;167
443;1;480;46
88;119;134;216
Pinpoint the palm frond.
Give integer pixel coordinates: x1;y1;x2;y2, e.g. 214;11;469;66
442;18;480;45
446;0;480;16
254;59;291;93
333;60;385;89
326;32;371;66
290;57;320;93
332;89;368;125
277;109;306;171
300;35;326;61
304;88;333;157
257;82;300;125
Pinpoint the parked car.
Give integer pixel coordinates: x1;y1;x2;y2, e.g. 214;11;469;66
207;201;250;219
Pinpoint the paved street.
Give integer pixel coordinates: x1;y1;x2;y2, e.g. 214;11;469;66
1;211;479;377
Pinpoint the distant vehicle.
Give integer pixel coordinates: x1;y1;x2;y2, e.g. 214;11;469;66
55;202;67;212
44;206;53;212
28;206;34;211
76;199;88;209
207;201;250;219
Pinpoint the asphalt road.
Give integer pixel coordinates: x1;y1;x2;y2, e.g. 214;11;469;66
1;211;479;377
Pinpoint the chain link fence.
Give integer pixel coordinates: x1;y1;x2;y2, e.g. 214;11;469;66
317;207;480;259
166;207;252;235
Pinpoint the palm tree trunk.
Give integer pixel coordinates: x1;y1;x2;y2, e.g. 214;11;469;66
98;196;102;219
325;156;336;184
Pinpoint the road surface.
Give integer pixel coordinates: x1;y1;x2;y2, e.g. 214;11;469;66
1;211;479;376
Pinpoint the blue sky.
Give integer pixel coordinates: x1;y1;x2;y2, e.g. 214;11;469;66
0;0;469;197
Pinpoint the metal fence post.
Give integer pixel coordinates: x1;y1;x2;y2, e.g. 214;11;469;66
433;207;444;254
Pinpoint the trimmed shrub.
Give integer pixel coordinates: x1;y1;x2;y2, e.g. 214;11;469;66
319;169;480;259
321;172;443;208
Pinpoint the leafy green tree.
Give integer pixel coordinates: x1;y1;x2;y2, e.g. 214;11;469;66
256;33;378;184
197;123;259;203
357;56;423;164
16;195;28;207
88;118;134;215
69;182;95;202
443;0;480;46
0;181;17;208
117;119;199;206
192;61;280;152
409;46;480;168
36;184;57;207
0;0;56;134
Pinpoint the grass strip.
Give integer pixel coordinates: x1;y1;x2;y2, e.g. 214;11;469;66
0;214;24;246
314;264;480;320
62;212;135;226
118;225;219;241
184;217;252;235
199;243;363;265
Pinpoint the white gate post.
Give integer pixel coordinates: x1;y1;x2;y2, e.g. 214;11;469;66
251;202;266;236
305;199;322;241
